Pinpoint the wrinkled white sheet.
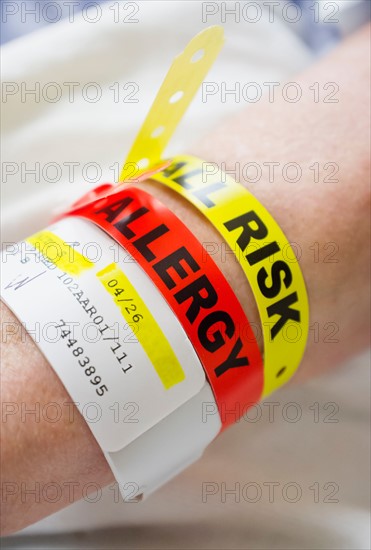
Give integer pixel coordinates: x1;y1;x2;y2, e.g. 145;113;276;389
1;2;370;549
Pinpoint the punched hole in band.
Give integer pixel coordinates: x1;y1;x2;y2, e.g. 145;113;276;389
169;91;184;104
276;366;287;378
151;126;165;138
137;158;149;170
191;49;205;63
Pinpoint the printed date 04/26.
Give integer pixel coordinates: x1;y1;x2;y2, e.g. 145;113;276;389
55;319;108;397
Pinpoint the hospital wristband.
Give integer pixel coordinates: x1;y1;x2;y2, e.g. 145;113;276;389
62;184;264;428
150;155;310;396
0;216;208;454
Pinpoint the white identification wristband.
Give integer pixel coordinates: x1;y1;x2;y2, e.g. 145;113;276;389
1;216;221;499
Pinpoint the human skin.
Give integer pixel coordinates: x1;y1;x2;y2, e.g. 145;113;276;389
1;23;370;535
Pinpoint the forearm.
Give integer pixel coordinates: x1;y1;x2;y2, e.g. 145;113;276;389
188;21;371;380
1;23;370;535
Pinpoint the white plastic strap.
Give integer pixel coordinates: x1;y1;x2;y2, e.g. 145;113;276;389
0;217;207;453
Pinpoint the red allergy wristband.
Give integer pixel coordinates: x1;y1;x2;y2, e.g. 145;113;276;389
61;185;263;429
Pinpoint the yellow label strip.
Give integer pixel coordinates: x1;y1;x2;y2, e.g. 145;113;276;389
27;231;94;276
120;26;224;182
96;263;186;389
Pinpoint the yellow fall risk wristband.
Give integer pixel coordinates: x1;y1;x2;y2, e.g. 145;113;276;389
150;155;310;397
